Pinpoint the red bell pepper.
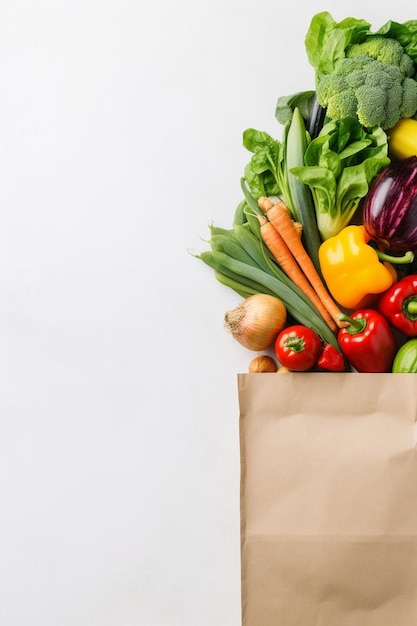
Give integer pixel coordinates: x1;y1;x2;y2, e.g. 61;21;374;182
378;274;417;336
317;343;346;372
337;309;397;373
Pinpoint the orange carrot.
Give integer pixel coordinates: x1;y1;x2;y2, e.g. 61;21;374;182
293;221;303;239
258;197;275;213
257;213;338;332
264;200;345;328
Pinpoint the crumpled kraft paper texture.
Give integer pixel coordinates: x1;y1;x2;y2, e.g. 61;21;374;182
238;373;417;626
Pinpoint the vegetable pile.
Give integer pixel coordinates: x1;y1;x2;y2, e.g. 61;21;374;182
194;11;417;374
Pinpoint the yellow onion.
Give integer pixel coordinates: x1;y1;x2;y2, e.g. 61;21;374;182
224;294;287;351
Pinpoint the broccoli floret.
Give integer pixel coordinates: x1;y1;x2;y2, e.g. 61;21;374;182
326;89;357;120
356;82;402;129
401;77;417;117
333;55;371;75
316;74;347;104
316;37;417;129
379;62;403;84
346;36;414;76
347;36;398;63
365;69;394;90
354;85;386;128
345;70;367;90
400;54;415;78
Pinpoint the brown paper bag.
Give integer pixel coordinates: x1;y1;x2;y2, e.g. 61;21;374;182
238;372;417;625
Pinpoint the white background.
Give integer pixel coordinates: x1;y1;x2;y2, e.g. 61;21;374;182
0;1;415;624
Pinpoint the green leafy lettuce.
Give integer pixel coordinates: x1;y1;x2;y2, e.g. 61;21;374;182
242;129;282;200
290;117;390;241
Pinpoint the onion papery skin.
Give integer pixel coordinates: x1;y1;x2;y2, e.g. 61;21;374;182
224;294;287;351
362;156;417;254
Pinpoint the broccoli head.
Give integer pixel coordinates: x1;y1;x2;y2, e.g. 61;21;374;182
316;36;417;129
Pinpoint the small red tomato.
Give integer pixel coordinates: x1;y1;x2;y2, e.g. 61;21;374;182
275;325;322;371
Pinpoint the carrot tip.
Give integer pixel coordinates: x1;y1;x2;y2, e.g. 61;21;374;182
336;319;350;329
257;214;268;226
258;197;273;212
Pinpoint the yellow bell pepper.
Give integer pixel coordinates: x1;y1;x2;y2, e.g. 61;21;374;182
318;225;395;310
388;118;417;160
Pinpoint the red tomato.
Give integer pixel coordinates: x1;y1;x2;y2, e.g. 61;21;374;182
275;325;322;371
